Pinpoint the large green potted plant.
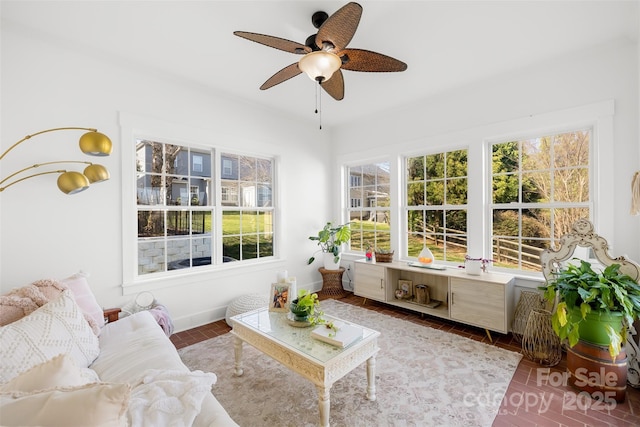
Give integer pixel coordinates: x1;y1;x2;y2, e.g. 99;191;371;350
541;259;640;358
307;222;351;270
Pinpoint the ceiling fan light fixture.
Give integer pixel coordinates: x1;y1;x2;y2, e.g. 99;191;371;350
298;51;341;82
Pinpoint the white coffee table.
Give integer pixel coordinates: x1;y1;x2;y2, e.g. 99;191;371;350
231;307;380;427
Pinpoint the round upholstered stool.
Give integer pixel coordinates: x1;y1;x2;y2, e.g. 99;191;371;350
225;293;269;327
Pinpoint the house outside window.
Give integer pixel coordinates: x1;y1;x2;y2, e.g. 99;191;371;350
490;129;591;271
220;153;274;261
134;141;276;277
406;149;468;263
347;162;391;252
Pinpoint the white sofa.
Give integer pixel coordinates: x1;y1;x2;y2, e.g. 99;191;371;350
0;276;238;426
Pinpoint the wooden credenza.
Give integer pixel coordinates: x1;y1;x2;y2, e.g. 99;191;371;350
354;259;514;334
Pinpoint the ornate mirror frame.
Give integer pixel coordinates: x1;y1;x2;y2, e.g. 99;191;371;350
540;219;640;282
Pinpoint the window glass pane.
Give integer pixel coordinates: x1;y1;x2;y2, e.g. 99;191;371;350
426;181;444;205
191;211;211;235
407;156;424;181
257;184;272;207
242;211;258;234
136;140;164;174
166;211;190;236
259;233;273;257
447;149;467;177
377;184;390;207
407;182;424;206
167;176;188;206
223;235;240;261
189;178;209;206
167;238;190;269
258;211;273;233
446;178;467;204
553;131;589;168
221;180;239;206
426;153;444;179
242;240;258;260
138;239;165;275
138;211;164;238
239;155;256;181
522;171;548;203
240;182;256;207
256;158;272;183
137;174;164;206
165;144;185;175
192;237;212;266
222;211;239;235
554;168;589;202
493;141;519;173
492;173;518;204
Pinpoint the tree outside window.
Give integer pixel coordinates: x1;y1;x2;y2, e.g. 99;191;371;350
491;129;590;271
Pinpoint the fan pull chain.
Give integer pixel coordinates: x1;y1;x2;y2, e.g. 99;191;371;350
314;81;322;130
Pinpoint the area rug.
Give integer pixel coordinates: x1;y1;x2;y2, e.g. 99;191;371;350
178;300;522;427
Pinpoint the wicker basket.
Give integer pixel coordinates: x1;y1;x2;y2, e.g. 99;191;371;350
374;251;394;262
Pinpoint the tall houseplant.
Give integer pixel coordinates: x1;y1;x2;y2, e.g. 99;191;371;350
541;259;640;358
307;222;351;270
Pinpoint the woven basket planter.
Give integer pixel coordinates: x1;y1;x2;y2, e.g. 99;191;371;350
375;251;394;262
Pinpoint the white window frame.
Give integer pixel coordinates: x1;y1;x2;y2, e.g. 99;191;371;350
119;113;281;293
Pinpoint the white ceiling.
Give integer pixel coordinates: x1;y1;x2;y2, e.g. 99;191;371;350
2;1;638;128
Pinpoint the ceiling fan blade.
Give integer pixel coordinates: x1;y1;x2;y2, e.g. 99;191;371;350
316;2;362;52
320;69;344;101
234;31;311;54
260;63;302;90
340;49;408;72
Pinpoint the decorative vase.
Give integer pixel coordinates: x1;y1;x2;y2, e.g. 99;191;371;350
323;252;341;270
521;308;561;367
418;245;434;265
511;291;545;343
289;299;311;322
465;259;482;275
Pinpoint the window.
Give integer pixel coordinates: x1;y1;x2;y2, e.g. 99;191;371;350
490;129;591;271
347;162;391;251
220;153;274;262
406;149;468;263
134;140;276;277
136;140;213;275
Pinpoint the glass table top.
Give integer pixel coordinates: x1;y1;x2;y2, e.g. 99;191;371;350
232;308;378;363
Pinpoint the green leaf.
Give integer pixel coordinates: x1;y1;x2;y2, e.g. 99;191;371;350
567;325;580;347
606;325;623;360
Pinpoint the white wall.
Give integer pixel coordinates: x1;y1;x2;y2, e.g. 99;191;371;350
0;22;334;331
333;38;640;272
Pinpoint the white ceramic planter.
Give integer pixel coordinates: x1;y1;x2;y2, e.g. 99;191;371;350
323;252;342;270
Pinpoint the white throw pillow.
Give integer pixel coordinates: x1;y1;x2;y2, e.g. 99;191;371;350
0;353;98;393
0;382;130;427
0;290;100;384
60;272;105;334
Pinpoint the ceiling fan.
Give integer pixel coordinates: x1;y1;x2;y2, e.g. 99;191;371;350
233;2;407;101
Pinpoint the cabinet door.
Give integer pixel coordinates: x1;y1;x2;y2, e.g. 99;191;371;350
354;263;385;301
450;278;506;333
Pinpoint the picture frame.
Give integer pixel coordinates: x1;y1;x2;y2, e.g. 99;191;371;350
397;279;413;299
269;283;290;312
